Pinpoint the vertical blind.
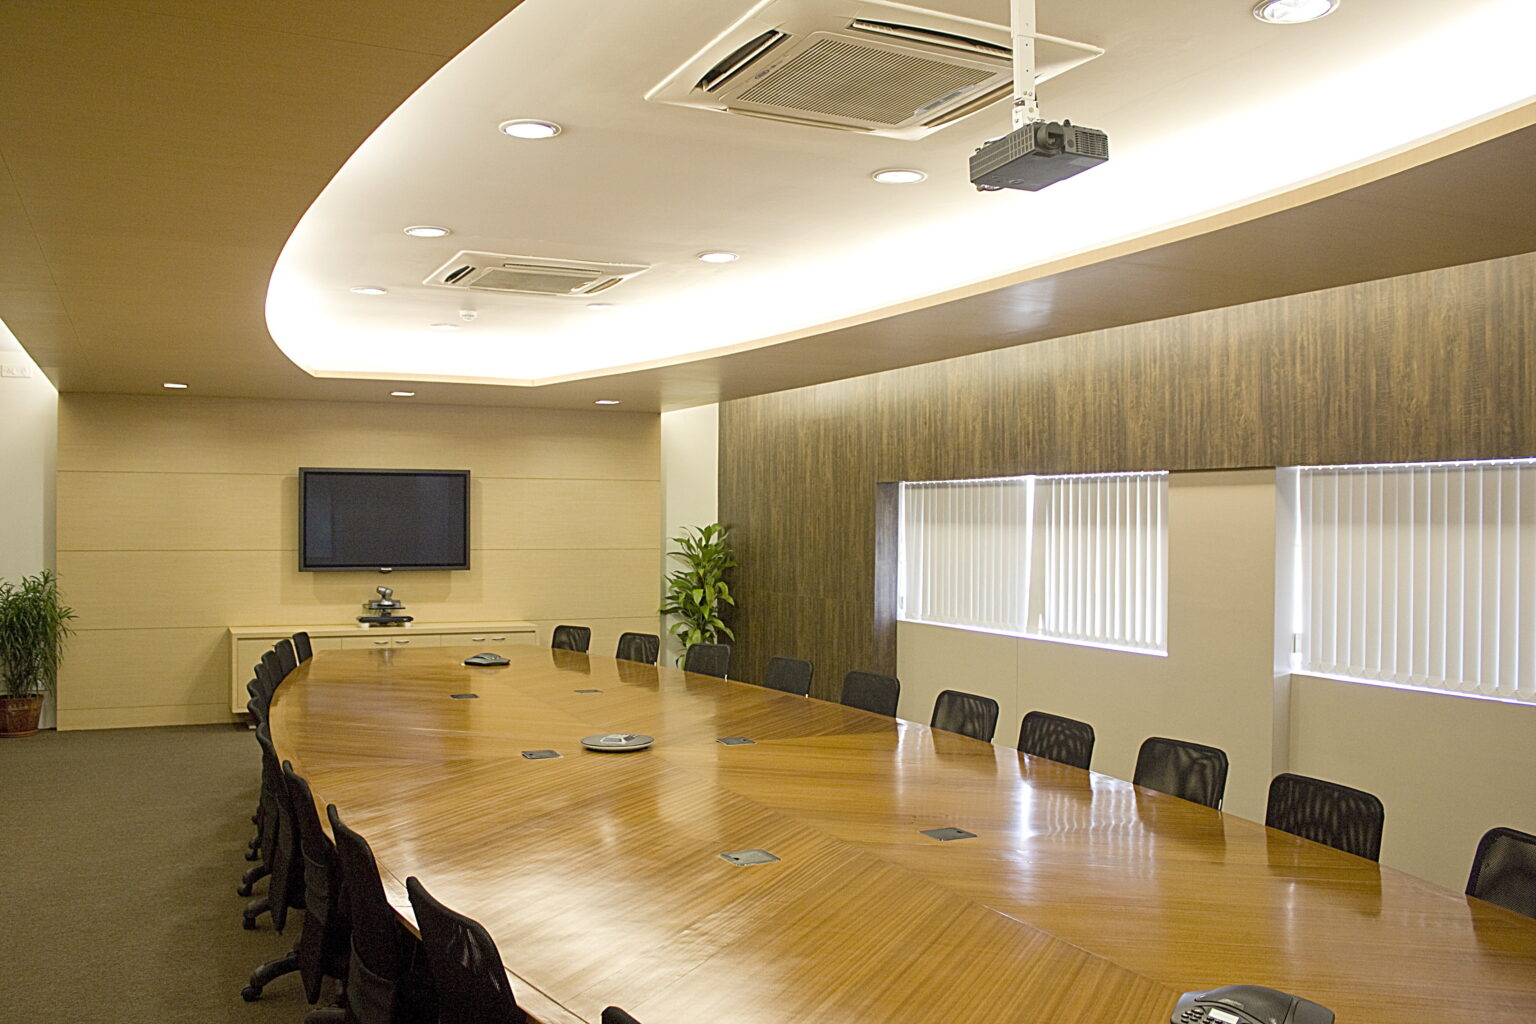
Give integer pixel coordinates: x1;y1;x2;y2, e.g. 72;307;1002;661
899;477;1031;633
1034;473;1168;651
899;472;1167;653
1295;459;1536;702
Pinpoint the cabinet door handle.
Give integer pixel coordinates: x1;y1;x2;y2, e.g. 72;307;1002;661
490;635;506;641
393;638;411;645
470;636;487;642
372;639;390;646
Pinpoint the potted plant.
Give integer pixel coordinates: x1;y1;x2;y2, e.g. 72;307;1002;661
0;570;75;738
659;523;736;661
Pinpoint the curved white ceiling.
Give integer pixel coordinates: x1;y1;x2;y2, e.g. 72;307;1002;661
267;0;1536;387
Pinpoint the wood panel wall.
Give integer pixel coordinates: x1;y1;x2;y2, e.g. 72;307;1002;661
56;394;660;729
718;250;1536;698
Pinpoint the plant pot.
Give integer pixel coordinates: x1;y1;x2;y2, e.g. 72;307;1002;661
0;695;44;738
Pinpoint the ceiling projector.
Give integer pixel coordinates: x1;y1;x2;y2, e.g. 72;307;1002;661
969;119;1109;192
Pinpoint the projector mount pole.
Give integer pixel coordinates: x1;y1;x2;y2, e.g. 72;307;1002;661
1010;0;1041;129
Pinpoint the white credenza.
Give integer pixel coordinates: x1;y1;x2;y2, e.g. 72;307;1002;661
228;621;539;712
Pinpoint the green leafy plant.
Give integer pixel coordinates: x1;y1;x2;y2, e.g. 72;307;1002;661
0;570;76;697
659;523;736;654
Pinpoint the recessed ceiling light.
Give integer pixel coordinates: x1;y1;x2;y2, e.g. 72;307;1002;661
403;225;451;238
594;399;621;405
1252;0;1339;23
428;323;460;331
498;119;561;139
162;382;188;389
350;286;388;295
390;391;416;397
871;168;927;184
585;302;616;311
696;251;739;264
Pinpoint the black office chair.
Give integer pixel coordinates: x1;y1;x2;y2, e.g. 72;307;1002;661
329;804;434;1024
602;1009;642;1024
1466;827;1536;919
1132;736;1229;809
242;730;306;999
1016;711;1095;770
293;631;314;662
683;642;731;679
281;762;351;1009
1265;772;1385;861
406;876;527;1024
275;637;299;679
930;689;999;742
243;724;301;932
614;632;659;665
758;656;813;696
259;649;286;703
239;696;275;896
839;671;900;717
550;625;591;652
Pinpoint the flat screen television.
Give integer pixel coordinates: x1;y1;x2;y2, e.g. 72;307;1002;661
299;468;470;572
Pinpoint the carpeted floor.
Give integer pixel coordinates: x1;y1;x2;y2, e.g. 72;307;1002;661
0;724;330;1023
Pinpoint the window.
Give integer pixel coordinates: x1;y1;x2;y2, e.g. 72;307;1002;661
899;472;1167;654
1289;458;1536;703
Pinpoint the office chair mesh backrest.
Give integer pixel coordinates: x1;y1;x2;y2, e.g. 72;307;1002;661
615;632;660;665
281;761;350;1005
274;638;298;679
407;876;527;1024
840;671;900;718
760;656;813;696
254;724;301;931
1133;736;1229;809
602;1009;643;1024
260;649;285;698
292;631;313;662
329;804;422;1024
1266;772;1385;861
1467;827;1536;919
1017;711;1095;771
930;689;1000;742
550;625;591;652
683;643;731;679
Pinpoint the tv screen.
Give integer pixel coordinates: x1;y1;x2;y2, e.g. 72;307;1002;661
299;468;470;572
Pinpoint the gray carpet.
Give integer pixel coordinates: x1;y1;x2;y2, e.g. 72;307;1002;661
0;724;327;1023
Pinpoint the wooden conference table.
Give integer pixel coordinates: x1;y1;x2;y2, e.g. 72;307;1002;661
269;645;1536;1024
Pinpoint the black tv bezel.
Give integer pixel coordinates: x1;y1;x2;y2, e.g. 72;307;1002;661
298;467;471;573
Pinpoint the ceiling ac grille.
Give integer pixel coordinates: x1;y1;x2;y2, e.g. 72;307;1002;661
847;18;1010;60
698;29;789;92
424;251;650;297
647;0;1103;141
733;35;994;127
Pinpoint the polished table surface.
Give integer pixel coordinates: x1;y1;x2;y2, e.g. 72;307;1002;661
270;645;1536;1024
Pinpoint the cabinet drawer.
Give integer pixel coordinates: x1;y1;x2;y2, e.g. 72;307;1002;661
437;630;536;647
340;634;441;650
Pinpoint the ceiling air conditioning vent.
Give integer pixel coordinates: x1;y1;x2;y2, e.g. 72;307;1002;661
847;18;1010;59
647;0;1101;141
424;252;649;297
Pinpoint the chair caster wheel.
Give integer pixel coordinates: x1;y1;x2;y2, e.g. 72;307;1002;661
242;985;262;1002
237;882;253;897
242;914;258;930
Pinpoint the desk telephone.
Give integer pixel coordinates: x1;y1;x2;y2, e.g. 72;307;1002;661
1173;986;1334;1024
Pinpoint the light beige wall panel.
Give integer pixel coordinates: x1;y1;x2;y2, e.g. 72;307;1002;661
476;478;659;550
58;395;659;480
896;622;1019;741
1289;674;1536;890
57;626;228;719
894;472;1279;823
57;471;286;550
58;548;657;630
